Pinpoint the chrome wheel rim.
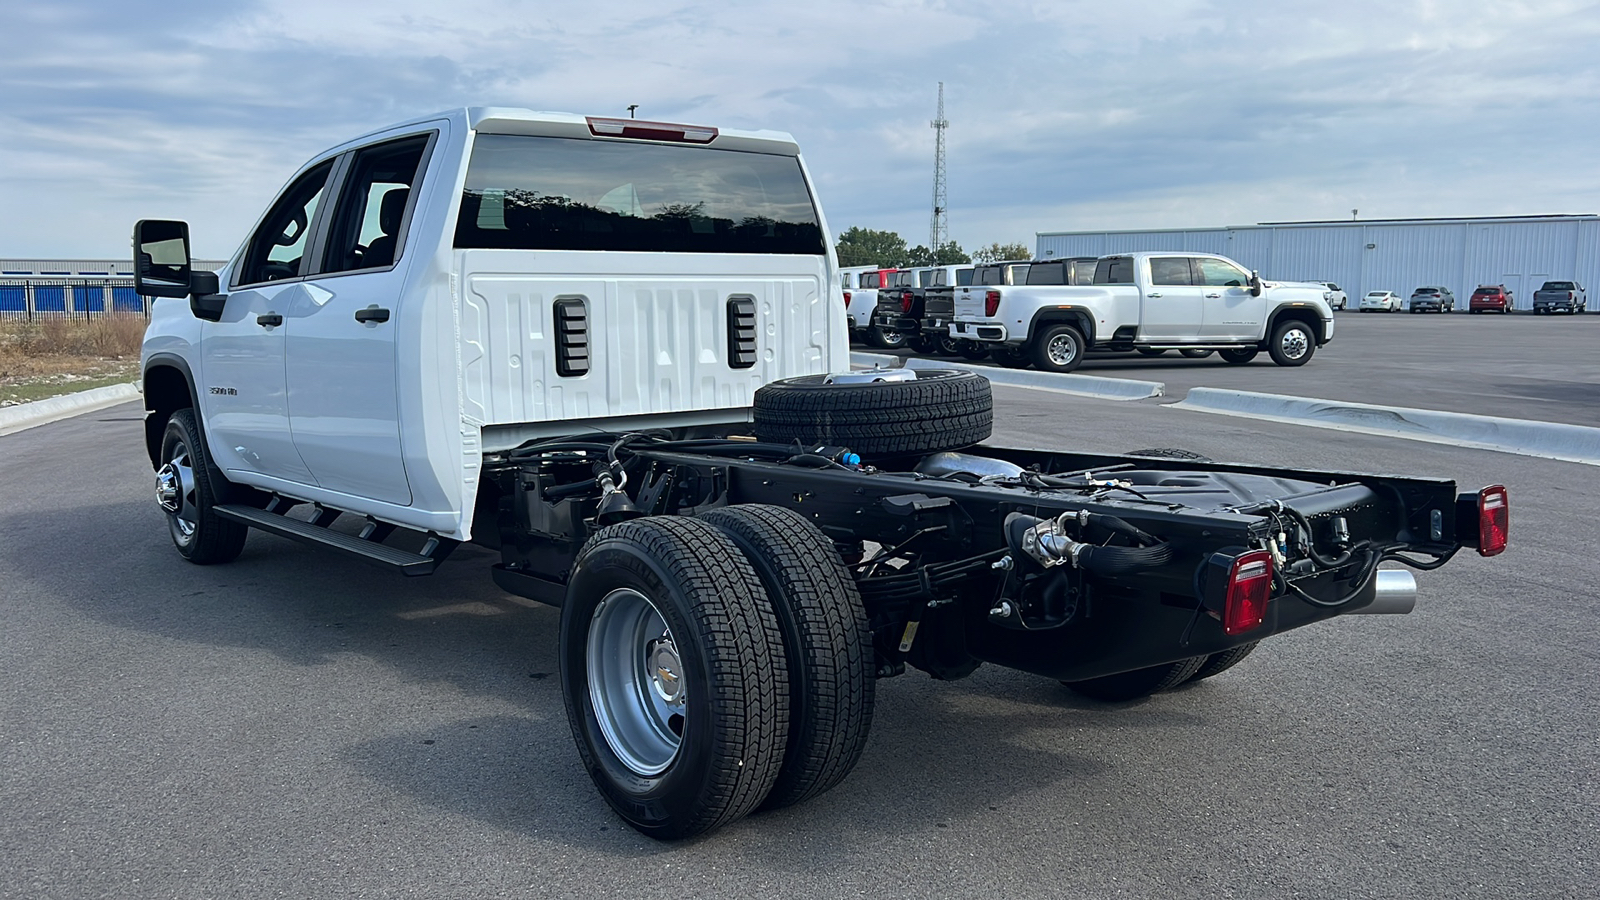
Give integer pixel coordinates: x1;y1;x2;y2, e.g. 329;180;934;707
587;587;685;776
1279;327;1309;360
1047;333;1079;366
157;444;199;541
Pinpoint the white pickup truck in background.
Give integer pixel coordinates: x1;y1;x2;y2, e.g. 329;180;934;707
948;252;1336;372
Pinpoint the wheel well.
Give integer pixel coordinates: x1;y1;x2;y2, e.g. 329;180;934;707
143;363;194;468
1029;308;1095;345
1267;307;1324;346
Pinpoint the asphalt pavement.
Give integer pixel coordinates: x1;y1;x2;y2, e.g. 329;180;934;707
892;311;1600;427
2;377;1596;898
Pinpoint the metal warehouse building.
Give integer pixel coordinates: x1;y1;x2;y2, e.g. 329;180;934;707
1036;215;1599;311
1;258;227;318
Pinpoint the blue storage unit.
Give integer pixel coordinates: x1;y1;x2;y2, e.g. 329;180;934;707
0;284;25;313
33;285;66;313
111;286;144;313
76;284;106;312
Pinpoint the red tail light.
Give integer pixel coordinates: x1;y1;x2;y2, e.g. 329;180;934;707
984;289;1001;317
1476;485;1508;557
1224;550;1274;635
843;290;852;307
901;291;914;313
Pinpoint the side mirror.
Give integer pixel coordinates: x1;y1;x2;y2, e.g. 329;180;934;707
189;271;227;322
133;219;194;299
1248;270;1263;297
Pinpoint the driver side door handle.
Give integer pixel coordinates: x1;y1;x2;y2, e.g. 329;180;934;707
256;313;283;327
354;306;391;324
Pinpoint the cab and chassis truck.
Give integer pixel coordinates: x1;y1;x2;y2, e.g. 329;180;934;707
134;107;1508;839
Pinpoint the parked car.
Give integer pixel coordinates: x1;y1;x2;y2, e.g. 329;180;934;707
1408;286;1456;313
1469;285;1514;314
1318;282;1348;310
1360;290;1403;312
1532;280;1588;314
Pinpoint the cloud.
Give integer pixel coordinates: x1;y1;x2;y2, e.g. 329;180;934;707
1;0;1598;259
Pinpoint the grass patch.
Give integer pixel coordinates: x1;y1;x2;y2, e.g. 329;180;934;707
0;316;145;407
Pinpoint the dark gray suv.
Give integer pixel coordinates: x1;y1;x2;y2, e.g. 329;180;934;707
1409;286;1456;313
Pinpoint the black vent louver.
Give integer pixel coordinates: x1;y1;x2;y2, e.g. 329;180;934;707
553;297;589;377
727;296;757;369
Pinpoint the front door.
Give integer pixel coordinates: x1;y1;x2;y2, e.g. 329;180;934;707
286;132;434;506
1196;257;1264;340
202;160;334;485
1138;256;1204;341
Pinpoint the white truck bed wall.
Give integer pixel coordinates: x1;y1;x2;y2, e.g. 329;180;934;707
457;249;839;442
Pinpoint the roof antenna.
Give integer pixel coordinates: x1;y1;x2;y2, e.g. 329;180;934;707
627;104;639;119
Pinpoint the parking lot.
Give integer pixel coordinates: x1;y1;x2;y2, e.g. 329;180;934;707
3;330;1596;898
877;311;1600;427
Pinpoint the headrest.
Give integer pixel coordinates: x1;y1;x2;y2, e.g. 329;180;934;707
379;188;410;234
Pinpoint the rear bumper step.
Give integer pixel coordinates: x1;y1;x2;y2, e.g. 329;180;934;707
214;503;455;576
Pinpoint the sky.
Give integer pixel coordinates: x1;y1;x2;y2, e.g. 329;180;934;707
3;0;1599;260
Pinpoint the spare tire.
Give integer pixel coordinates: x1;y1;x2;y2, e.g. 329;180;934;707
752;369;992;458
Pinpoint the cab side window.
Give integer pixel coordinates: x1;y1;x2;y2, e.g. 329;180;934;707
1149;257;1193;286
238;160;334;286
1197;258;1250;287
321;135;430;274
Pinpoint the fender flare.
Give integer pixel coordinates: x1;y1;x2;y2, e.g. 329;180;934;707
1026;305;1097;346
141;353;202;468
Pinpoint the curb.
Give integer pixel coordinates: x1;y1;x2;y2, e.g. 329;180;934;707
1172;387;1600;466
849;352;1164;401
0;383;142;438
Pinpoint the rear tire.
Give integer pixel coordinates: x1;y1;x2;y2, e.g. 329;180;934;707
1030;324;1086;373
990;346;1031;368
560;517;789;839
1219;348;1259;365
1137;348;1167;357
1179;349;1214;359
157;408;248;565
867;326;907;350
1185;642;1258;683
956;340;990;361
1062;657;1206;702
701;505;874;810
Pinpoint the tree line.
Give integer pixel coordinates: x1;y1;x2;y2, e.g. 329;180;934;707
834;227;1032;269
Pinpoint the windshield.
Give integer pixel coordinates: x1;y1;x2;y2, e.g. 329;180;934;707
455;134;825;254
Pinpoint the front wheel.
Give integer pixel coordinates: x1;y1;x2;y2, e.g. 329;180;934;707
560;517;789;839
1268;320;1316;366
1030;325;1086;373
157;408;247;564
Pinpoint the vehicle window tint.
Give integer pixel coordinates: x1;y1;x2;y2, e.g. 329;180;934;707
956;268;973;286
861;272;880;289
1069;260;1097;285
1007;264;1030;284
1149;257;1193;286
975;267;1002;285
1545;281;1575;290
321;135;430;275
1025;261;1065;285
931;270;947;286
1196;257;1249;287
1327;283;1340;291
455;134;825;254
1094;257;1134;284
238;160;334;286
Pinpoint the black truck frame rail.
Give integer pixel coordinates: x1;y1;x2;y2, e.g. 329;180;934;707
482;432;1496;685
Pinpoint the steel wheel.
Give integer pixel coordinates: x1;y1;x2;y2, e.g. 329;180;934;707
156;443;200;547
587;587;686;776
1278;326;1309;360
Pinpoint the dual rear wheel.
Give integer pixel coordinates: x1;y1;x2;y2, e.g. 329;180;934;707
561;507;874;839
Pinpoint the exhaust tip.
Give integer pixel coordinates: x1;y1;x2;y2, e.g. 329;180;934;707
1351;569;1417;615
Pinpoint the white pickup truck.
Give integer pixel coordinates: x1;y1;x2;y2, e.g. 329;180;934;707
948;252;1336;372
132;107;1501;841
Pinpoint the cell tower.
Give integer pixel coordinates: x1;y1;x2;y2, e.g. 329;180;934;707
929;82;948;252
